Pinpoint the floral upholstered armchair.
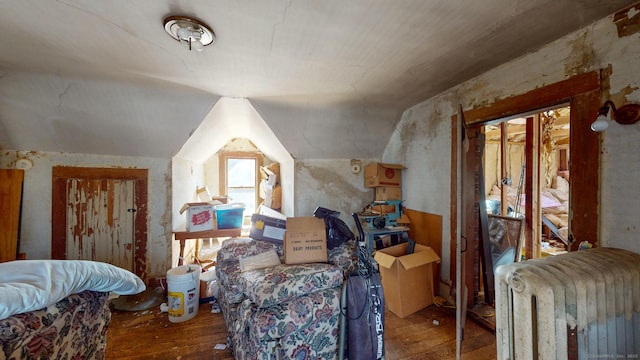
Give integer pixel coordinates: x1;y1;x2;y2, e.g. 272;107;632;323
0;291;111;360
0;260;145;360
215;237;356;360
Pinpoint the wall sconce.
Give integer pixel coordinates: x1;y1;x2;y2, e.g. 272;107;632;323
163;15;215;51
590;100;640;132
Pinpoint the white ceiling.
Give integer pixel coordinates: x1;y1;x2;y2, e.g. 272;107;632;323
0;1;635;160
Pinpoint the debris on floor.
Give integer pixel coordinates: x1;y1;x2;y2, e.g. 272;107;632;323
210;300;221;313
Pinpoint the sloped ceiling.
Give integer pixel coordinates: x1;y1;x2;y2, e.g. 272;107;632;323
0;1;635;160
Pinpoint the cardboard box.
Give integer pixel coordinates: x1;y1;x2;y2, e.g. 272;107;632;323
261;163;279;186
257;204;287;220
370;203;397;215
261;162;280;180
266;173;277;186
250;213;287;244
179;202;215;232
270;185;282;209
199;269;218;300
374;243;440;318
375;186;402;201
284;217;327;264
364;163;404;188
261;183;282;210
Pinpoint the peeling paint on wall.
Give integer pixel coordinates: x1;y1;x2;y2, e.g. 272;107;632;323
601;64;613;98
1;150;41;169
600;64;639;105
564;29;595;77
610;85;640;105
386;12;640;281
294;159;374;229
1;149;171;280
613;4;640;37
396;116;418;156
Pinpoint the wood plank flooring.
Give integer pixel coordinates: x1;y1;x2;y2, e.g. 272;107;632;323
106;301;496;359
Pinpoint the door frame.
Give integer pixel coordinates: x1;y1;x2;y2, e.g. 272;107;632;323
52;167;148;280
450;70;601;304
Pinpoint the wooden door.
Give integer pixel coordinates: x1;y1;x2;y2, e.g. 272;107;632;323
65;178;136;272
52;167;148;281
0;169;24;262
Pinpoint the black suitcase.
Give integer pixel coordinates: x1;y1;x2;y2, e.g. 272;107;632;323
346;272;385;360
344;212;385;360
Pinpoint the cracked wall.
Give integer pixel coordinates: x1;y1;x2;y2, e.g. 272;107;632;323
294;159;377;229
385;11;640;283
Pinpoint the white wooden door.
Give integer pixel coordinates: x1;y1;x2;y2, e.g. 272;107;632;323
65;178;135;272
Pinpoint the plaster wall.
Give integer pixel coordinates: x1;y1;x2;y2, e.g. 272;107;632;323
294;159;376;228
386;12;640;283
203;155;221;198
171;156;205;268
0;150;172;279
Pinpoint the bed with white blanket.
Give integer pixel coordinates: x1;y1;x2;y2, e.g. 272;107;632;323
0;260;145;360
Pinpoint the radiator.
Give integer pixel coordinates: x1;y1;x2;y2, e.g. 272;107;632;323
495;247;640;359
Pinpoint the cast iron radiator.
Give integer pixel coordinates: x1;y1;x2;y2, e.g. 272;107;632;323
495;247;640;359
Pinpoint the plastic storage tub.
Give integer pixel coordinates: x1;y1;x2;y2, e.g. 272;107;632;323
215;203;245;229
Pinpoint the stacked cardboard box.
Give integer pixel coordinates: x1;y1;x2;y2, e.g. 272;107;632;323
364;162;403;201
364;163;409;225
259;162;281;210
364;163;403;189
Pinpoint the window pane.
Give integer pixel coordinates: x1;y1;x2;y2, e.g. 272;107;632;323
227;159;255;187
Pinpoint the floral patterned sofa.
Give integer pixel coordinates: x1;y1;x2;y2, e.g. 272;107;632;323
0;290;111;360
215;237;357;360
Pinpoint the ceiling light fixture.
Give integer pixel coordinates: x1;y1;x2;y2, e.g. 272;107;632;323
163;15;215;51
591;100;640;132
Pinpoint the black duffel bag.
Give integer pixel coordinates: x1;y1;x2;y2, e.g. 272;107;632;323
313;207;355;249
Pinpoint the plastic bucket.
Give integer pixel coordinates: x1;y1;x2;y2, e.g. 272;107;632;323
166;264;201;322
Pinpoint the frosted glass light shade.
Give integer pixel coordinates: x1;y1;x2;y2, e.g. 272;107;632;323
191;39;204;51
163;15;215;51
590;115;610;132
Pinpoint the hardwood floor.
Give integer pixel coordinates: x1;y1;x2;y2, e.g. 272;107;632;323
106;302;234;359
106;301;496;359
384;304;496;359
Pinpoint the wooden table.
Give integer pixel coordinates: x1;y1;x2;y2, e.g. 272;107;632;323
173;227;241;266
